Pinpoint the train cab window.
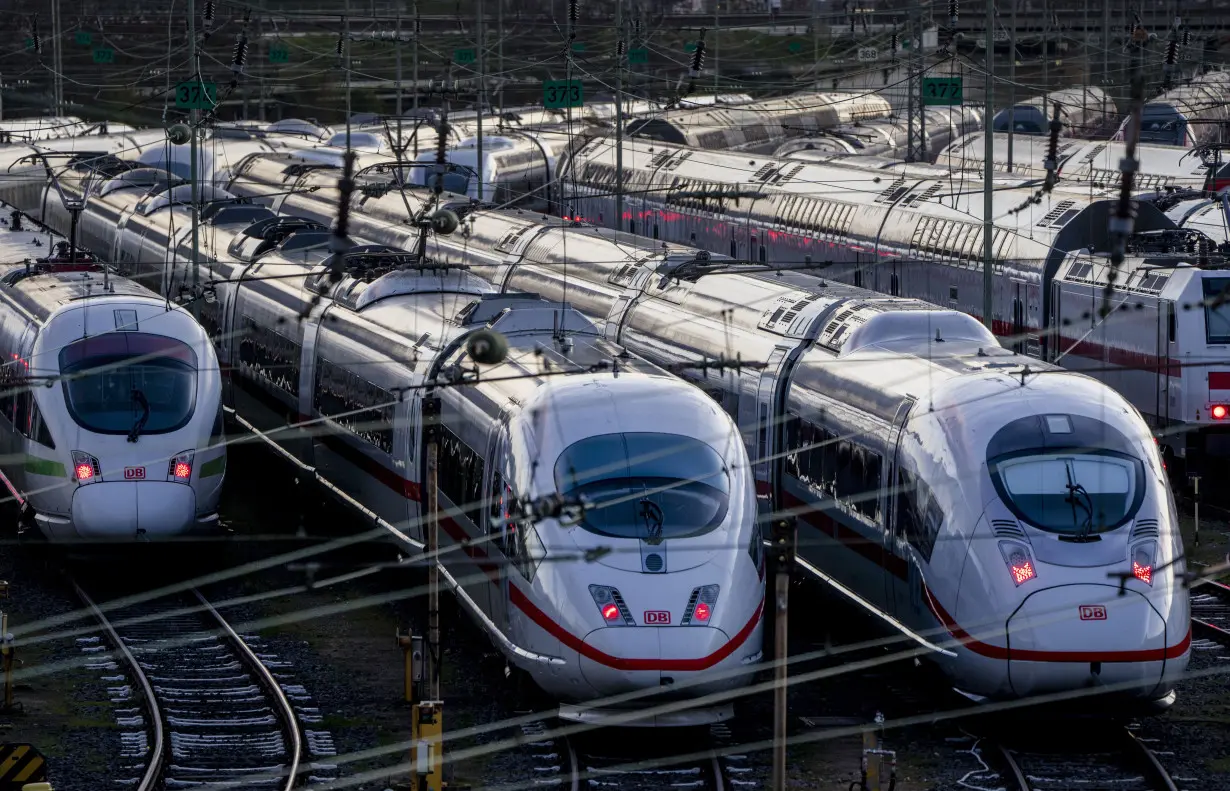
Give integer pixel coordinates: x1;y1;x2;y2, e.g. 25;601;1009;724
1202;278;1230;344
948;285;958;302
554;433;730;541
895;467;940;562
987;414;1146;535
759;245;767;264
58;334;198;436
730;239;737;258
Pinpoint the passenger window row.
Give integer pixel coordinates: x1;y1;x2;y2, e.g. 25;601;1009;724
784;413;882;523
313;356;396;453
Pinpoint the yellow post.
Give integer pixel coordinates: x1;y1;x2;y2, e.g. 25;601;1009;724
409;701;444;791
22;784;53;791
2;611;13;711
862;729;881;791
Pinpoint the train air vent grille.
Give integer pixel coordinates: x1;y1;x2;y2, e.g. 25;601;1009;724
1130;519;1160;540
779;163;805;183
610;589;636;624
1081;144;1107;163
991;520;1027;539
752;163;777;181
663;151;693;171
644;553;664;573
649;150;673;169
1036;200;1077;227
874;177;908;204
681;587;701;624
906;183;944;207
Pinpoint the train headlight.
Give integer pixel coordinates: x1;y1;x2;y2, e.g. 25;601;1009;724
589;584;633;625
167;450;194;483
1131;541;1156;586
71;451;101;484
998;541;1037;586
683;585;720;624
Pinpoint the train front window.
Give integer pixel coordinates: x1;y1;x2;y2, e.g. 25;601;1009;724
987;414;1146;536
555;433;730;541
1203;277;1230;344
993;454;1139;535
60;333;198;436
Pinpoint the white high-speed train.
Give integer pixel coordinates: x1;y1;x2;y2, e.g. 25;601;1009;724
626;91;894;153
214;166;1190;709
991;86;1112;137
41;157;765;725
1112;71;1230;148
527;134;1230;481
0;211;224;542
772;107;982;164
936;132;1230;192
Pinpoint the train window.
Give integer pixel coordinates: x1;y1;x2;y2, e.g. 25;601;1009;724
1167;303;1176;344
554;433;729;541
31;401;54;449
895;467;939;562
313;357;395;453
58;333;198;436
853;269;863;288
1202;278;1230;344
890;273;899;296
759;245;766;264
653;223;659;239
629;220;636;234
730;239;737;258
986;414;1146;534
690;232;698;244
239;317;301;398
948;286;958;302
438;425;486;526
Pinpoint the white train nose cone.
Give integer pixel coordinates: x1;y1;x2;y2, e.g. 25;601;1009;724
1005;584;1184;698
71;482;196;539
577;626;734;696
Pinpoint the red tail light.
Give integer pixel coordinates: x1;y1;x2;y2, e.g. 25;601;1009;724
71;451;100;484
75;464;94;482
693;602;711;623
167;450;195;483
1133;561;1153;585
1212;404;1228;420
174;462;192;480
999;541;1038;587
1132;541;1156;586
601;603;620;622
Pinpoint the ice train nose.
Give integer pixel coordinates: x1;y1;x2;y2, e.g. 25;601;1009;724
1005;584;1183;698
578;626;732;695
71;482;196;539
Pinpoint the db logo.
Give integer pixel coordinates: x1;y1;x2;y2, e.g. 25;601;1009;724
123;467;146;480
643;611;671;625
1079;605;1107;621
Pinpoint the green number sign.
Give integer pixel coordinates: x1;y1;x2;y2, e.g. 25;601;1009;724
543;79;583;109
175;80;218;110
92;48;115;64
788;40;802;54
269;43;289;63
628;47;648;64
75;31;92;46
921;76;963;106
23;38;33;50
454;48;476;65
571;42;586;53
685;42;698;53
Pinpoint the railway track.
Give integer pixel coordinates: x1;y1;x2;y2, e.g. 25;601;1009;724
990;724;1178;791
521;720;746;790
74;582;329;790
1191;579;1230;643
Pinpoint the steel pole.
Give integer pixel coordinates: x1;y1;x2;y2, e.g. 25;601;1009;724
477;0;484;201
769;518;796;791
1007;0;1015;172
424;396;442;701
615;0;624;231
345;2;351;150
714;0;719;92
188;0;200;317
396;11;403;117
982;0;994;331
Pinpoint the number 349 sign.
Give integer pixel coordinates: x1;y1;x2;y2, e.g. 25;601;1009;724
542;79;583;110
921;76;963;106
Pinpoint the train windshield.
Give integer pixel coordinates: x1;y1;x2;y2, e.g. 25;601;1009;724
1138;105;1185;146
555;433;730;541
1203;277;1230;344
60;333;198;436
987;414;1145;535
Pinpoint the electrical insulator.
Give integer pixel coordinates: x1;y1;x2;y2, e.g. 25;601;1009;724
949;0;958;25
414;16;422;36
1166;39;1178;66
891;32;898;54
617;39;626;57
336;31;345;59
1182;30;1191;46
203;0;216;30
568;0;578;28
231;33;248;73
690;35;706;73
31;20;42;54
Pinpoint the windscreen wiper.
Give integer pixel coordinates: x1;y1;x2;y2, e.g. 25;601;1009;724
1063;462;1096;540
128;388;150;443
638;496;664;545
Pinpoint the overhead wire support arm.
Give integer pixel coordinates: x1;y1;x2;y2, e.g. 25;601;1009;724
1104;24;1151;320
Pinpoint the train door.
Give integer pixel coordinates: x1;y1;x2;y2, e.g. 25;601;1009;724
297;305;327;469
884;398;921;622
1025;283;1042;358
485;426;511;632
6;323;38;497
753;348;790;490
1010;282;1025;353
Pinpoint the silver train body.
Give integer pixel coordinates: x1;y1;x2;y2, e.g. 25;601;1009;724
937;132;1230;192
0;217;224;542
626;91;894;153
49;157;765;725
215;166;1190;707
540;134;1230;478
1111;71;1230;148
0;117;92;144
772;107;982;164
991;86;1112;136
